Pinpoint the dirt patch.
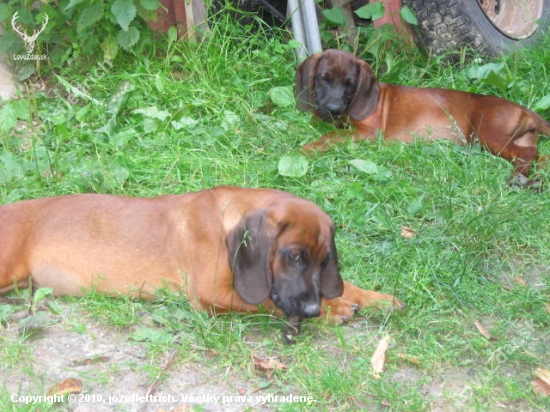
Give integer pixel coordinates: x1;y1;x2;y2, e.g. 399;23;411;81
2;287;548;412
0;303;278;412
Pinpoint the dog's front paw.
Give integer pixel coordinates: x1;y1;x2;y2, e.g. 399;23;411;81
344;286;405;313
321;286;405;324
322;298;361;324
508;173;544;191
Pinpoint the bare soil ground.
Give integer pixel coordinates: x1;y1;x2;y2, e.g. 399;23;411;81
1;301;278;412
2;293;548;412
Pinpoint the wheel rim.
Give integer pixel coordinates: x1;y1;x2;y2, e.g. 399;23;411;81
477;0;544;39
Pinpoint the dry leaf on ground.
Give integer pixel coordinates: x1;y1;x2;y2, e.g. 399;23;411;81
532;368;550;397
535;368;550;385
47;377;83;397
513;277;527;286
371;335;391;378
400;226;416;239
474;321;493;340
252;353;288;378
398;353;421;365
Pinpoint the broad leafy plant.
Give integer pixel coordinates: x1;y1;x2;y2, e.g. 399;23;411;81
0;0;160;79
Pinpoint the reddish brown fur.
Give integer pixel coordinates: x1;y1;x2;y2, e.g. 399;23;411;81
296;49;550;186
0;186;403;326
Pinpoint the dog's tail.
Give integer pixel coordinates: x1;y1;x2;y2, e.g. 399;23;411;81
535;112;550;138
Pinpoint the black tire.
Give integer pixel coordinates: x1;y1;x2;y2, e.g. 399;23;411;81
403;0;550;57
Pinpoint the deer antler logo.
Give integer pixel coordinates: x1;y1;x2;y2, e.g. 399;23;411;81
11;11;49;54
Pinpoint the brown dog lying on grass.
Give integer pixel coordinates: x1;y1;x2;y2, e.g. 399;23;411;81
296;49;550;188
0;186;403;343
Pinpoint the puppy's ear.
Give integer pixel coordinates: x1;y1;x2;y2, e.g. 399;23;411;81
320;234;344;299
226;209;275;304
295;53;322;112
348;60;380;120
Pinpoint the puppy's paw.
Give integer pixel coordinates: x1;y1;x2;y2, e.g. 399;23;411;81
508;173;544;191
321;288;405;325
322;298;361;325
346;288;405;313
508;174;530;188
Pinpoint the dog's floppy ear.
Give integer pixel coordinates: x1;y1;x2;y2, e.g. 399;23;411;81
226;209;275;304
295;53;323;112
320;232;344;299
348;59;380;120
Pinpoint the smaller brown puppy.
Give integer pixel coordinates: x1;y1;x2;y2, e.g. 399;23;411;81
296;49;550;187
0;186;403;342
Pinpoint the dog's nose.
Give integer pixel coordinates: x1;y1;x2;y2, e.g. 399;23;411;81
326;102;343;114
302;302;321;318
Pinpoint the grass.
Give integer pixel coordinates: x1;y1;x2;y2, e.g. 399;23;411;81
1;11;550;412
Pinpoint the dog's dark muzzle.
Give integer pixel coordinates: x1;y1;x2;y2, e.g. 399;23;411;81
270;289;321;320
317;103;345;120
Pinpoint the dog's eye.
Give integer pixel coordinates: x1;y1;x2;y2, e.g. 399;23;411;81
345;79;356;88
289;251;301;262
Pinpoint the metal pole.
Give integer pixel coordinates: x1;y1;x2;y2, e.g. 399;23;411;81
288;0;308;60
300;0;322;54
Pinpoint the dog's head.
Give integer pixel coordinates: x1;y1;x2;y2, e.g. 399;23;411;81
226;198;343;320
295;49;380;122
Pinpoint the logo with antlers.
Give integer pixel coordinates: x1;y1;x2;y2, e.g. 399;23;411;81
11;11;49;54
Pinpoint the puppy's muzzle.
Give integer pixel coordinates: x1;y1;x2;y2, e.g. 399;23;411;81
317;101;346;122
301;301;321;318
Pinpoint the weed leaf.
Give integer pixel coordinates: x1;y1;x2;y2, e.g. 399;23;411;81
117;26;140;51
64;0;86;10
322;7;345;26
15;64;36;82
18;311;53;333
172;117;199;130
0;99;30;132
0;152;25;183
11;99;30;121
534;94;550;111
77;3;105;33
140;0;161;11
101;35;119;61
107;81;136;116
354;2;385;20
399;6;418;25
130;327;176;344
0;304;15;323
112;128;136;147
133;106;170;121
33;287;54;306
112;0;137;31
167;26;178;44
222;110;241;130
349;159;378;174
0;4;10;21
0;105;18;133
278;156;309;177
268;86;294;107
465;62;512;94
407;196;423;216
55;75;104;105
